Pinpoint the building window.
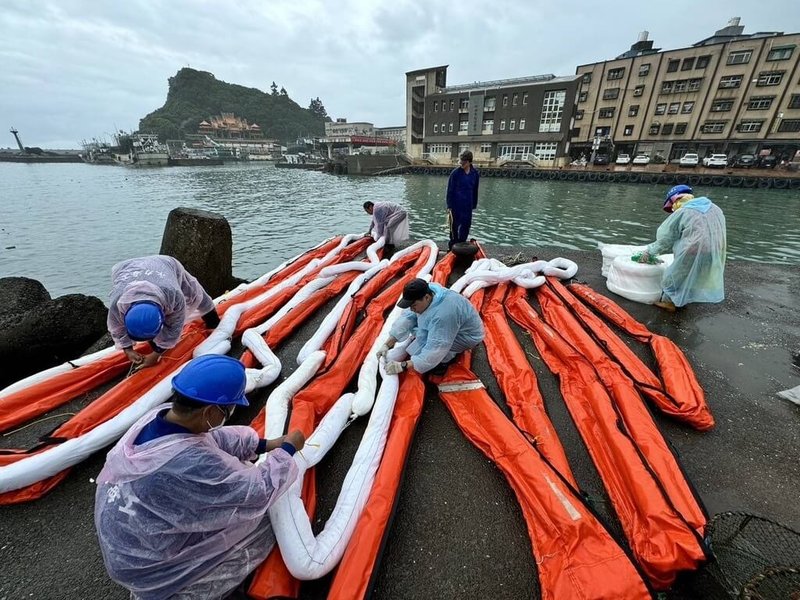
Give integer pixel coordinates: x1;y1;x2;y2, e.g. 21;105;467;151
459;120;468;132
459;143;470;153
509;119;516;131
598;107;615;118
778;119;800;132
682;101;694;114
576;110;584;120
582;73;592;84
607;67;625;80
688;79;702;91
603;87;620;100
459;98;469;110
482;119;494;132
655;103;667;115
484;97;496;111
738;120;764;133
502;94;509;107
667;59;680;72
696;55;711;69
748;96;774;110
767;46;794;61
519;119;526;130
595;126;611;137
480;143;492;154
623;124;634;136
675;122;688;135
533;142;558;161
571;127;581;138
756;71;784;86
433;101;439;112
628;105;639;117
638;63;651;77
449;123;453;132
427;143;451;154
450;100;455;111
719;75;743;89
579;91;588;102
433;124;438;133
681;57;695;71
499;144;533;158
500;120;506;131
661;81;673;94
668;102;680;114
633;85;645;97
512;93;519;106
727;50;752;65
789;94;800;109
539;89;566;132
662;123;674;135
522;92;529;105
701;121;727;134
711;99;734;112
649;123;661;135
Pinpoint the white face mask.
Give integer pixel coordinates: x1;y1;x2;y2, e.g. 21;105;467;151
206;406;229;432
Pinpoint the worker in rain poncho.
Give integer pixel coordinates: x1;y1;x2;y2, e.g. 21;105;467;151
94;355;305;600
638;184;726;311
107;255;221;369
363;200;410;255
376;278;484;376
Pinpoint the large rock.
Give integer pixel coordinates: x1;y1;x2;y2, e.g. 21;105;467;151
0;293;108;388
160;207;232;297
0;277;50;328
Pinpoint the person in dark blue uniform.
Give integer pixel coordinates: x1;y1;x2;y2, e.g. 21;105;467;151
446;150;480;249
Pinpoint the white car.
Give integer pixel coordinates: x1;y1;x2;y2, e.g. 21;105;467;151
616;154;631;165
703;154;729;168
632;154;651;165
679;153;699;167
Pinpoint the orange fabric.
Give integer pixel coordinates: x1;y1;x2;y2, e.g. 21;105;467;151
480;283;576;485
436;364;651;600
506;286;707;589
326;373;425;600
567;282;713;431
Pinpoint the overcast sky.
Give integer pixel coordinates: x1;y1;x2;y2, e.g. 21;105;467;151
2;0;799;148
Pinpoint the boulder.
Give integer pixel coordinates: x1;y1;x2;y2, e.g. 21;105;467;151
0;277;50;328
0;294;108;388
160;207;233;297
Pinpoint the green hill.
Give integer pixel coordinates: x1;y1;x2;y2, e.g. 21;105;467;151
139;68;326;143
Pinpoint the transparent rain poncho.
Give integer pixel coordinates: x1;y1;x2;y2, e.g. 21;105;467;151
370;201;409;244
94;405;298;600
389;283;485;373
646;197;727;307
107;255;216;350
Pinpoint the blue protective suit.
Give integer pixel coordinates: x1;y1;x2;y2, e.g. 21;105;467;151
446;166;480;247
645;197;726;307
94;405;298;600
389;283;485;373
108;255;215;350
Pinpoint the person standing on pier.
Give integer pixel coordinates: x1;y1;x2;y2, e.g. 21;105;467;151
446;150;480;249
107;255;221;368
363;200;410;256
638;184;727;311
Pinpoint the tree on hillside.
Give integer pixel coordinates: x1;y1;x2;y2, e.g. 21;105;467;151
308;97;328;119
270;81;278;96
280;87;288;97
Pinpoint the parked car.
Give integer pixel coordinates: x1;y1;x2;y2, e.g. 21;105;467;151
615;154;631;165
731;154;757;168
703;154;729;168
757;155;778;169
593;153;610;165
632;154;651;165
679;153;699;167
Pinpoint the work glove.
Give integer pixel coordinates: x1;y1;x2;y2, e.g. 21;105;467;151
375;343;391;360
385;361;404;375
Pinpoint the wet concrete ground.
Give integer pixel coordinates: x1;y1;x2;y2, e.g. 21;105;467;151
0;244;798;600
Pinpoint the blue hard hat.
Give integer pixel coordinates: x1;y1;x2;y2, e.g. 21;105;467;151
664;184;693;203
124;301;164;341
171;355;249;407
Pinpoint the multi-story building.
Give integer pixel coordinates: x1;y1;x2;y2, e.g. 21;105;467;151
321;119;399;156
405;66;580;166
572;18;800;163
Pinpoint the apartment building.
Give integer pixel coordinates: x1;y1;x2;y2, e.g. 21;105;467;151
405;66;580;166
572;18;800;162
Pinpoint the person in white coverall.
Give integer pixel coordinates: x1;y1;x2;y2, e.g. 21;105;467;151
107;255;221;369
376;278;484;376
94;355;305;600
363;201;410;255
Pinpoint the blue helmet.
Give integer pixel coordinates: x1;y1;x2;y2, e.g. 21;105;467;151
171;355;249;407
124;301;164;341
663;184;693;212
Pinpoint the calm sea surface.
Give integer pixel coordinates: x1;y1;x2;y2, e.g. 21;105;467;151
1;162;798;299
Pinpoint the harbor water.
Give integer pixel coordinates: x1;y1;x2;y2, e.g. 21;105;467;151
1;162;798;300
